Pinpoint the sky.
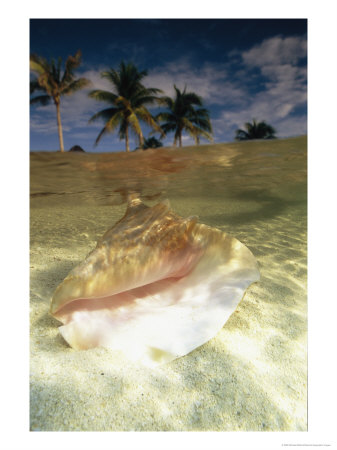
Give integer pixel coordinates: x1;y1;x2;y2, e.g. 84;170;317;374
30;18;307;152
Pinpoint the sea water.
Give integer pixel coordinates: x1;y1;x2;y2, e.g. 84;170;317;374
30;136;307;431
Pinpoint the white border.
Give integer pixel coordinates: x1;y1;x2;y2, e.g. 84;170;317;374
1;1;337;449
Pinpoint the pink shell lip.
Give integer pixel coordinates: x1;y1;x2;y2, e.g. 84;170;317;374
51;255;203;325
49;198;260;364
50;238;204;322
50;200;201;317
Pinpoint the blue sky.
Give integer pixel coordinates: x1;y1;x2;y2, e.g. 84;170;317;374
30;19;307;152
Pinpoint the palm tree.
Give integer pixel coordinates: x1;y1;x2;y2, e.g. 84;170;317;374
141;136;163;150
156;85;213;147
88;61;164;152
30;50;91;152
235;119;277;141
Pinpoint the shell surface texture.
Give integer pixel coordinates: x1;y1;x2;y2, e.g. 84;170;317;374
50;196;260;366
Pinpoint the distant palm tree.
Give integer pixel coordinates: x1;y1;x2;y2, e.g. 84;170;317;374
140;136;163;150
235;119;277;141
156;85;213;147
30;50;91;152
88;61;164;152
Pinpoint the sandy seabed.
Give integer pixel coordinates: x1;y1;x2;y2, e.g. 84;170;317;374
30;137;307;431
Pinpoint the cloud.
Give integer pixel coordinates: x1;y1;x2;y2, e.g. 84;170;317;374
239;36;307;126
181;134;197;146
145;35;306;139
209;35;307;141
214;104;307;141
242;35;307;67
80;68;112;91
144;59;244;107
30;113;60;134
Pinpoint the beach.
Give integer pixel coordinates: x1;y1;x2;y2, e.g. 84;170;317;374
30;136;307;431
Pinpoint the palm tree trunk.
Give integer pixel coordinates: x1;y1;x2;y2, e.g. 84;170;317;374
179;132;182;147
173;130;179;147
55;102;65;152
139;131;144;150
125;123;130;152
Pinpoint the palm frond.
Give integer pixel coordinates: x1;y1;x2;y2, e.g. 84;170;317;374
51;58;59;83
88;107;120;124
30;54;50;75
191;116;213;133
160;122;177;134
30;79;43;95
62;78;91;95
157;96;174;109
132;92;161;108
106;113;123;132
141;87;163;96
89;89;118;104
193;128;213;142
189;107;210;120
128;113;143;140
61;50;82;84
94;125;110;146
35;72;53;95
30;95;52;106
115;96;132;112
180;117;212;143
235;129;249;140
155;111;176;122
132;86;163;103
56;57;62;83
181;117;197;132
93;111;123;145
101;69;120;88
136;106;164;136
119;61;148;83
181;92;203;106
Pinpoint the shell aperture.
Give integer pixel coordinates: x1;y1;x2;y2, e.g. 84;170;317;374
50;198;260;366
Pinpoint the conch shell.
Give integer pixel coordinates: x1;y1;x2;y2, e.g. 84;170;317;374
50;196;260;366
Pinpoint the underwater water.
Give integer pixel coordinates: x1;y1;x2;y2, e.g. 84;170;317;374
30;136;307;431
